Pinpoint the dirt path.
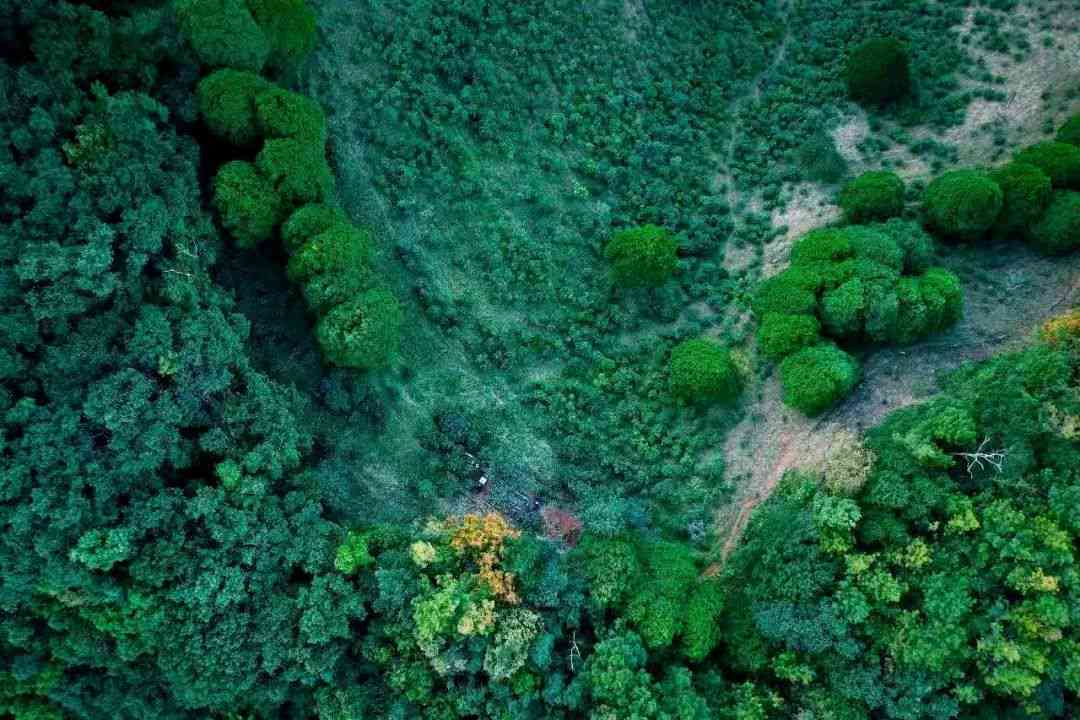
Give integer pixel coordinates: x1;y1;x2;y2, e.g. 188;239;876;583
715;243;1080;561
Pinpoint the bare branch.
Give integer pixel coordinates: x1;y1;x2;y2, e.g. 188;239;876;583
569;631;581;673
953;437;1007;476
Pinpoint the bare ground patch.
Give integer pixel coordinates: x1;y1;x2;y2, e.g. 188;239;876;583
714;239;1080;559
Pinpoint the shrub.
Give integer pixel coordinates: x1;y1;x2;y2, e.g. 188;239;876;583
790;228;853;265
175;0;269;72
1057;114;1080;146
300;263;376;315
922;169;1003;239
797;131;848;185
751;273;818;319
212;160;282;248
286;222;373;283
838;171;905;222
871;219;935;274
196;69;271;146
780;344;859;416
669;338;741;403
988;162;1052;236
255;137;333;208
315;288;403;369
892;268;963;343
282;204;348;253
255;87;326;144
757;313;821;361
1014;142;1080;190
845;37;911;106
286;222;375;311
846;226;903;271
820;279;865;338
603;224;678;288
1030;191;1080;255
918;267;963;332
245;0;317;71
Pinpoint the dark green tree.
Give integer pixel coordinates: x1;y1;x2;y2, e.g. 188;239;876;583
846;38;911;106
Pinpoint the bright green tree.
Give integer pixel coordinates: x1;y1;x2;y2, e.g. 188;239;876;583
196;68;271;145
603;224;679;288
175;0;269;72
669;338;741;404
315;288;403;368
1014;141;1080;190
212;160;282;247
839;171;905;223
922;169;1003;239
989;161;1053;236
779;343;859;416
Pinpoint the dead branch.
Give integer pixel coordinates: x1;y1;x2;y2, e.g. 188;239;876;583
953;437;1007;476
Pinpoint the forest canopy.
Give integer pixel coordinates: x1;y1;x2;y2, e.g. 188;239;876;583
1;1;1078;719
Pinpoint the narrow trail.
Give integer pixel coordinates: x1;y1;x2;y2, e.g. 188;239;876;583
718;430;798;561
713;246;1080;565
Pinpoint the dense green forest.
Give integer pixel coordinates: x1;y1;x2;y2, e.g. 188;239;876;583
0;1;1078;718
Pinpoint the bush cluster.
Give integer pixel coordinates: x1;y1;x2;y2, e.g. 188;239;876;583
668;338;741;404
182;3;403;369
921;122;1080;254
838;171;905;223
754;223;962;415
845;37;911;107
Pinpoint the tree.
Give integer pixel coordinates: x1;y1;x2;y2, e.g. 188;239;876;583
282;204;349;253
196;69;271;146
922;169;1003;239
669;338;741;403
839;171;905;223
175;0;269;72
315;287;403;369
255;137;334;208
870;219;936;274
245;0;317;72
1030;191;1080;255
603;224;678;288
989;161;1053;236
212;160;282;247
846;37;911;106
1057;114;1080;146
1014;141;1080;190
255;86;327;144
757;313;821;361
780;343;859;416
751;273;818;319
